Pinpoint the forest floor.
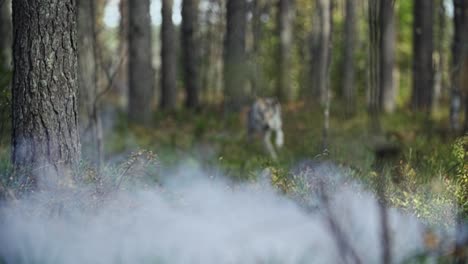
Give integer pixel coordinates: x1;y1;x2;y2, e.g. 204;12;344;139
0;100;467;263
101;100;467;222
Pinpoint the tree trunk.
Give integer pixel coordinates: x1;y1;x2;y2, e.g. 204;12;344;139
412;0;434;112
379;0;396;113
368;0;382;133
128;0;154;124
342;0;356;117
0;0;12;70
433;0;446;111
161;0;177;110
277;0;294;102
117;0;129;106
450;0;466;132
224;0;247;112
77;0;103;169
313;0;331;105
182;0;201;109
250;0;263;97
12;0;81;190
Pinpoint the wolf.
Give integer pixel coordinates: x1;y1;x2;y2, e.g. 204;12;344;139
247;97;284;160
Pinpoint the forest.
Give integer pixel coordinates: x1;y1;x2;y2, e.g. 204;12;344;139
0;0;467;263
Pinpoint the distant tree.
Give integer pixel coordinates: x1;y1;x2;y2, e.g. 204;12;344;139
128;0;154;124
412;0;434;112
161;0;177;110
117;0;129;105
77;0;103;168
321;0;333;152
0;0;12;69
311;0;332;105
379;0;396;113
250;0;264;96
200;0;225;103
450;0;467;132
12;0;81;189
224;0;247;112
182;0;201;109
341;0;357;117
368;0;382;132
277;0;294;102
433;0;446;111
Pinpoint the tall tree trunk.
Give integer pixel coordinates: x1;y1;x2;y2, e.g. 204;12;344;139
182;0;201;109
250;0;264;97
224;0;247;112
12;0;81;190
433;0;446;111
313;0;331;105
368;0;382;132
379;0;396;113
117;0;129;106
342;0;356;117
161;0;177;110
322;0;334;152
128;0;154;124
450;0;466;132
0;0;12;70
277;0;294;102
77;0;103;169
412;0;434;112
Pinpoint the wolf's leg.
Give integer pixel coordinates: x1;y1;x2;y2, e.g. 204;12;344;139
264;130;277;160
275;129;284;148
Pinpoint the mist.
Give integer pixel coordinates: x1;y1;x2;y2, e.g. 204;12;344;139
0;161;441;264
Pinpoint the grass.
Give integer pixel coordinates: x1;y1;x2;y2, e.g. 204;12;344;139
0;99;466;218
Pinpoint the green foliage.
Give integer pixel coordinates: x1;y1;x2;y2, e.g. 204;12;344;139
451;136;468;216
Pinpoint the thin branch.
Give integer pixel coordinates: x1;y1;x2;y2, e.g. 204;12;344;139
318;181;362;264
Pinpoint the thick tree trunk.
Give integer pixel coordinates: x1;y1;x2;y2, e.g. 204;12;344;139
77;0;103;168
182;0;201;109
277;0;294;102
412;0;434;112
161;0;177;110
128;0;154;124
379;0;396;113
0;0;12;69
12;0;81;189
342;0;356;117
224;0;247;112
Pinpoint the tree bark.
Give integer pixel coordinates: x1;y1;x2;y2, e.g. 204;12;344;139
224;0;247;112
342;0;356;117
277;0;294;102
412;0;434;112
0;0;12;70
12;0;81;189
77;0;103;168
182;0;201;109
128;0;154;124
379;0;396;113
